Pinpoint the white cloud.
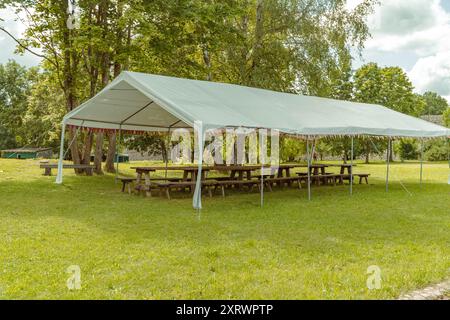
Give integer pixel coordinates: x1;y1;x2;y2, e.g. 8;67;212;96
409;51;450;96
366;0;450;55
357;0;450;101
0;8;41;67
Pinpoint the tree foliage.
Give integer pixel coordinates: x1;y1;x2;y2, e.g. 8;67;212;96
421;91;449;116
1;0;384;164
443;107;450;127
0;60;36;148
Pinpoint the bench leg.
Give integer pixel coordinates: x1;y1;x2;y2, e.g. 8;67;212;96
121;182;126;192
44;168;52;176
359;176;363;184
208;186;213;198
162;187;170;200
221;186;225;198
365;176;368;184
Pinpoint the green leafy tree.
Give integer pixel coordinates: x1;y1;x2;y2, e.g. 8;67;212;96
396;138;419;161
2;0;378;166
0;60;35;148
22;69;66;150
325;137;363;163
125;133;169;163
421;91;449;116
424;139;448;161
443;107;450;127
354;63;424;116
280;137;304;162
353;63;426;162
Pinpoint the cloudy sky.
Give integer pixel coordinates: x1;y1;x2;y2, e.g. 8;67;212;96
1;0;450;102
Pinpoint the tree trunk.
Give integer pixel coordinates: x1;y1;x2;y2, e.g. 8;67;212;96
81;130;94;173
203;48;212;81
161;140;168;164
105;132;116;173
250;0;264;83
69;127;81;168
365;140;370;164
94;132;104;174
60;0;81;172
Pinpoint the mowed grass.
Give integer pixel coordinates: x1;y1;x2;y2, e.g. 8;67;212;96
0;158;448;299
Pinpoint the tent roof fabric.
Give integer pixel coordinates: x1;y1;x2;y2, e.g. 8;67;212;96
64;71;449;138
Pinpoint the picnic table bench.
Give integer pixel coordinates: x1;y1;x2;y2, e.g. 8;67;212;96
127;163;371;199
296;172;370;185
40;163;95;176
148;179;267;199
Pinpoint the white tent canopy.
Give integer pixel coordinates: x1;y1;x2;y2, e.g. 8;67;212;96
57;71;449;209
64;71;449;137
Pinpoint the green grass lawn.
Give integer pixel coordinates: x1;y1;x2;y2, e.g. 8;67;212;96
0;158;448;299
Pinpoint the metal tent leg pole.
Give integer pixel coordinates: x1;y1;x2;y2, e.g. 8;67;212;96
350;136;354;195
420;138;424;185
165;127;172;181
447;138;450;185
307;137;311;201
386;137;391;192
56;122;66;184
115;127;122;184
193;121;204;210
260;164;264;207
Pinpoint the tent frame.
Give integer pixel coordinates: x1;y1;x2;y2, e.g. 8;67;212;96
55;71;450;209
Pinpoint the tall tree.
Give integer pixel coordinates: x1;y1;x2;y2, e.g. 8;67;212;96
353;63;426;162
421;91;449;116
443;107;450;127
0;60;35;148
1;0;378;166
22;69;66;149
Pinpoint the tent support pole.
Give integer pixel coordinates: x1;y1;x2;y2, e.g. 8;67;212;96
165;127;172;180
307;136;311;201
420;138;424;185
56;121;67;184
260;163;264;207
350;136;354;195
386;137;391;192
447;138;450;185
193;121;204;210
115;126;122;184
448;137;450;168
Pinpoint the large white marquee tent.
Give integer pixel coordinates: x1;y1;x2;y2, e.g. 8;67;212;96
56;71;450;209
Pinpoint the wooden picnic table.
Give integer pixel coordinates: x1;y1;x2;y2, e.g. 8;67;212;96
292;164;329;175
133;167;156;197
215;164;295;180
294;164;329;185
132;164;331;194
132;166;213;181
327;163;357;174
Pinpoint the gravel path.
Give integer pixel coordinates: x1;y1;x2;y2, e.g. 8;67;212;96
398;280;450;300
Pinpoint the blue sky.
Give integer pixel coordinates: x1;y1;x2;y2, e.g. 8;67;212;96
1;0;450;102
